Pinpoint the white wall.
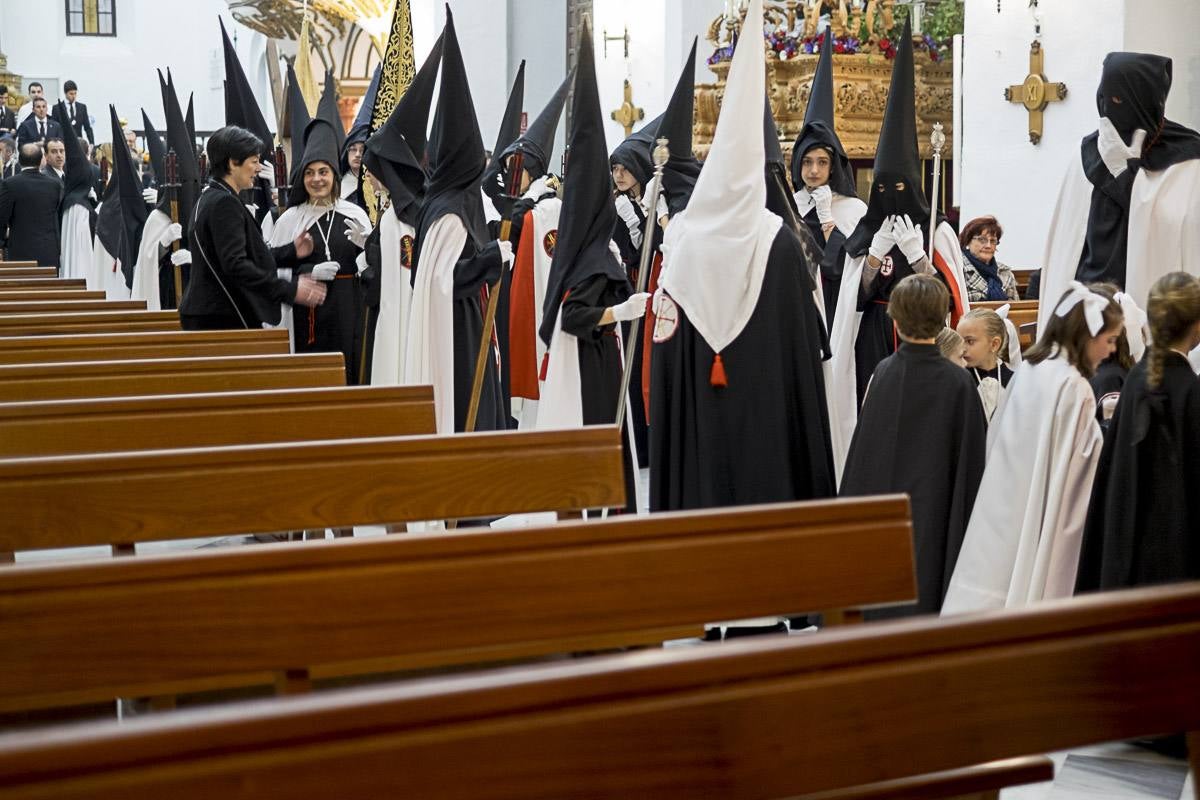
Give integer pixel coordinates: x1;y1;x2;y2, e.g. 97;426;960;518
509;0;568;163
1123;0;1200;131
0;0;273;143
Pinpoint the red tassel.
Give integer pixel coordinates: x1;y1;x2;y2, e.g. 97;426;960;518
710;354;728;388
539;351;550;381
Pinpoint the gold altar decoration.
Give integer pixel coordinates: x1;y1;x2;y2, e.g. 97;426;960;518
610;80;645;137
1004;39;1067;145
362;0;415;225
0;53;25;112
226;0;389;60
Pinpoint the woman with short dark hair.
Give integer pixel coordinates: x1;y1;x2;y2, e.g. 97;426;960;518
959;216;1020;302
179;125;326;330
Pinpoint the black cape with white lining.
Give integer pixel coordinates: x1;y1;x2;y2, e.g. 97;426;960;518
1076;353;1200;591
840;342;987;616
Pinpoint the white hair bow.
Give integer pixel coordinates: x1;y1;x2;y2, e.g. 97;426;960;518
995;303;1023;366
1054;281;1110;336
1114;292;1147;361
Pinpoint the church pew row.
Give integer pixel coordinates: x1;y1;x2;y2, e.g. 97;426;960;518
0;426;625;555
4;582;1195;800
973;299;1038;347
0;352;346;402
0;497;914;713
0;310;180;336
0;385;436;458
0;278;85;291
0;329;290;365
0;265;53;278
0;290;105;302
0;299;147;315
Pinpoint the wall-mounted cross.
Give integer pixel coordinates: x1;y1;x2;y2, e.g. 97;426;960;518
1004;39;1068;145
610;79;644;137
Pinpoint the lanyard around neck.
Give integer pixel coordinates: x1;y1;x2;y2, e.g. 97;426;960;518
313;207;336;261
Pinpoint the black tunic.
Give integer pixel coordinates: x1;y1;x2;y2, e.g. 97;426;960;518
293;210;365;385
650;227;835;511
1089;356;1129;428
802;206;849;332
450;237;506;433
561;273;637;512
841;342;987;616
355;223;383;384
1076;353;1200;592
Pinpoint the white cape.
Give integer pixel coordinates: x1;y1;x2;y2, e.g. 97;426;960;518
370;211;416;387
88;229;131;300
825;220;968;481
942;356;1103;614
534;306;584;431
1039;152;1200;331
59;204;93;283
403;214;464;434
513;195;562;429
130;209;172;310
793;190;868;238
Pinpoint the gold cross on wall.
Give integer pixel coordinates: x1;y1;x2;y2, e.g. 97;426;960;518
1004;40;1068;145
610;79;644;137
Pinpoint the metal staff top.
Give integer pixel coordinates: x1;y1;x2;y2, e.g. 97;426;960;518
927;122;946;260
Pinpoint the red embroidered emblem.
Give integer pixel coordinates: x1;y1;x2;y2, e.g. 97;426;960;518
400;235;415;269
652;291;679;343
543;230;558;258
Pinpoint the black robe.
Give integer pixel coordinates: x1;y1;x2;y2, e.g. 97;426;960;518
802;206;849;332
1089;356;1129;429
1076;353;1200;592
650;227;835;511
561;273;637;513
293;210;365;384
356;223;383;384
450;237;506;433
610;195;654;466
156;249;190;310
841;342;987;617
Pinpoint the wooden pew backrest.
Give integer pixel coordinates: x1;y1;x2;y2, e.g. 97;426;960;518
0;385;436;457
0;266;54;277
0;329;290;365
0;291;105;302
0;299;147;314
0;278;86;291
0;310;179;336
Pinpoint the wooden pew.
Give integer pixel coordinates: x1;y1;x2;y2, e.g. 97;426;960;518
0;278;85;291
0;329;290;365
0;426;625;555
0;352;346;402
0;290;105;302
0;584;1193;799
0;310;179;336
0;385;436;457
0;265;54;278
1012;267;1035;296
972;299;1038;348
0;497;913;713
0;299;147;315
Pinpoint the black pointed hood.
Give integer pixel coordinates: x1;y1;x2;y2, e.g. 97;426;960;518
656;38;702;215
286;62;313;180
141;110;166;187
540;21;628;347
185;92;196;146
415;5;489;264
500;67;573;181
289;115;343;207
609;111;661;191
1096;52;1200;171
846;18;927;256
791;37;856;197
342;63;380;172
765;97;820;290
97;105;148;288
59;97;93;212
220;17;274;158
161;73;201;238
363;31;444;225
316;71;345;156
482;60;526;211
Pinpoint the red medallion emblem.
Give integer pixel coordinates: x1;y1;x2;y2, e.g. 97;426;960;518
652;290;679;343
400;235;415;269
543;230;557;258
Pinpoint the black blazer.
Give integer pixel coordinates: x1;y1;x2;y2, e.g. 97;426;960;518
181;179;298;326
15;115;62;147
0;168;63;266
51;99;93;144
0;106;15;137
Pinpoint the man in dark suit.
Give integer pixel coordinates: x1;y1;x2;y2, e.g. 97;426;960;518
0;143;63;266
41;137;66;182
51;80;94;144
0;135;15;180
16;98;62;147
0;86;16;139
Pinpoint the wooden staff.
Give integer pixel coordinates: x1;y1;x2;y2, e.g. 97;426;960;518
273;144;289;213
164;150;184;306
99;155;110;190
197;152;207;182
613;137;668;430
464;148;525;433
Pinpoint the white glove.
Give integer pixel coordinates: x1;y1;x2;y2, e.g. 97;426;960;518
142;188;158;205
355;251;369;274
310;261;340;281
498;240;514;268
811;184;834;225
1097;118;1147;178
169;248;192;266
521;175;553;200
344;218;370;248
655;193;669;222
257;160;275;187
611;292;651;323
868;217;896;261
892;214;926;264
158;222;183;248
614;194;643;249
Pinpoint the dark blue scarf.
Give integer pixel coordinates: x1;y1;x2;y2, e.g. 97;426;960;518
964;248;1007;301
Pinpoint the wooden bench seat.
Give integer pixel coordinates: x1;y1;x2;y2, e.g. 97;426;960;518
972;299;1038;347
0;290;105;302
0;497;912;712
0;583;1192;799
0;261;41;268
0;299;147;315
0;385;436;457
0;329;290;365
0;426;625;554
0;310;179;336
0;265;54;278
0;278;85;291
